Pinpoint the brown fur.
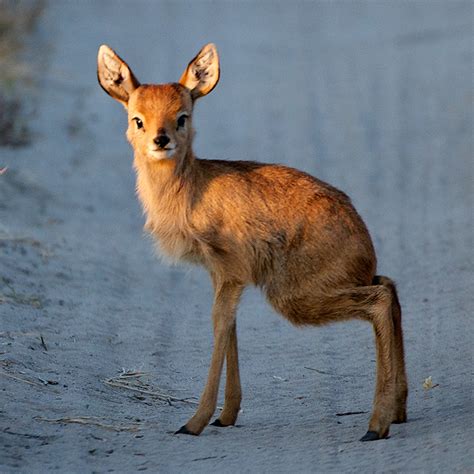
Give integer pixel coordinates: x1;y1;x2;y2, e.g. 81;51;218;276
97;43;408;440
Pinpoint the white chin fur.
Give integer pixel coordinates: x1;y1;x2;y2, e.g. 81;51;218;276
148;148;176;160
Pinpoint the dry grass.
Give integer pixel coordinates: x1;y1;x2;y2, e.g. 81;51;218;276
423;376;439;390
35;416;142;432
0;369;46;387
0;368;60;392
104;369;222;409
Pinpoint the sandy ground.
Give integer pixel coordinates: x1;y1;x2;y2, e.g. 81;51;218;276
1;1;472;472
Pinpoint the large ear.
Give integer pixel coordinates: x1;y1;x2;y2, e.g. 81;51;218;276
179;43;220;100
97;45;140;106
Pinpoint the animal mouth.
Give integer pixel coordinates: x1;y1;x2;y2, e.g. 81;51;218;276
151;146;175;152
148;147;176;160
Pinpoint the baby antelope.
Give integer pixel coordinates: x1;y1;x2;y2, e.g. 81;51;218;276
97;43;407;441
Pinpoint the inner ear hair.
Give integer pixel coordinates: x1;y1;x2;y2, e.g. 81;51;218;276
97;45;140;105
179;43;220;100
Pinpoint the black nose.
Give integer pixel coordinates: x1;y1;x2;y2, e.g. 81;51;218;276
154;134;170;149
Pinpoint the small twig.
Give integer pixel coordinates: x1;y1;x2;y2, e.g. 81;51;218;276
104;378;202;407
304;367;364;378
104;372;223;409
35;416;141;432
304;367;333;375
119;370;148;378
192;456;219;462
37;377;58;386
105;378;175;398
40;334;48;351
336;411;368;417
0;370;45;387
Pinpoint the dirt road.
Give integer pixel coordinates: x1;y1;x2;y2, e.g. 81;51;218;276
1;1;472;472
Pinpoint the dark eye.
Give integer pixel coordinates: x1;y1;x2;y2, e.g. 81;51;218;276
133;117;143;129
177;114;188;129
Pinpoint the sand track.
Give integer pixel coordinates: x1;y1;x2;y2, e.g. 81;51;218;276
1;1;472;472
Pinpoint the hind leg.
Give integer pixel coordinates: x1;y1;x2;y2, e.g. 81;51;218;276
374;276;408;423
275;285;397;441
392;298;408;423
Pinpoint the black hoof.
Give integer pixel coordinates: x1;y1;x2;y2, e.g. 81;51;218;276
174;425;198;436
210;419;228;427
360;430;381;442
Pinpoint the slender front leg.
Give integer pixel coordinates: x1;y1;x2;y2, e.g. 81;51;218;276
211;321;242;427
176;281;243;435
